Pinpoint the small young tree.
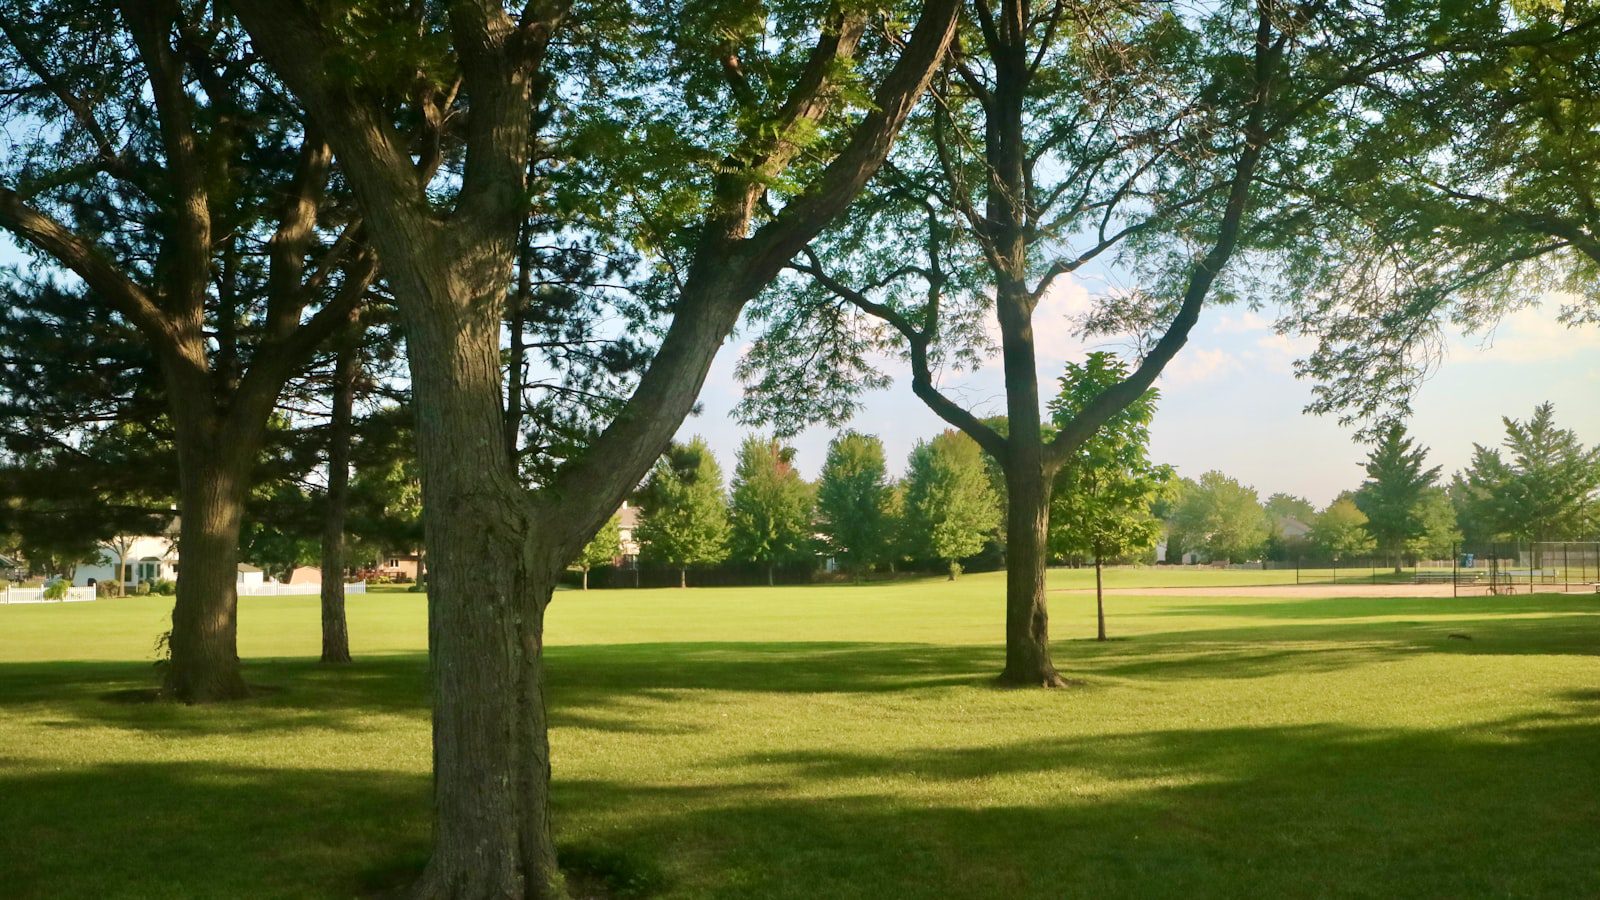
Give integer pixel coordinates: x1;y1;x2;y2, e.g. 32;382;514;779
1048;354;1166;640
728;437;814;585
903;430;999;579
574;515;621;590
1310;497;1376;560
816;431;892;579
638;438;730;588
1355;424;1441;571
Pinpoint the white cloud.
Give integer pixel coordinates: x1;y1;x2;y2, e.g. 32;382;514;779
1213;310;1274;334
1452;304;1600;364
981;276;1095;366
1030;278;1095;363
1159;347;1243;386
1250;331;1318;375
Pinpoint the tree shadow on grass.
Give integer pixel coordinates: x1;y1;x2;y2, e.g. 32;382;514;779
0;642;1007;739
5;704;1594;898
0;645;1597;897
0;761;432;899
558;698;1600;899
0;655;434;737
2;611;1595;736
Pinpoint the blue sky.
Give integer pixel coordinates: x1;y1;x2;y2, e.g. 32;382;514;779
678;277;1600;507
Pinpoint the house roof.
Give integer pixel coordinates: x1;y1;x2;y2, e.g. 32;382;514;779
618;503;642;529
237;563;263;573
1276;516;1313;538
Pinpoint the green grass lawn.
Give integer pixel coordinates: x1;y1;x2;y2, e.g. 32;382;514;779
1;570;1597;898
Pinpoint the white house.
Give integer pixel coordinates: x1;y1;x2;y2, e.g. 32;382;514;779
73;520;267;590
73;520;181;588
617;500;642;560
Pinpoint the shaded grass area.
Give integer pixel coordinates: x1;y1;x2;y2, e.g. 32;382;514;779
0;572;1597;897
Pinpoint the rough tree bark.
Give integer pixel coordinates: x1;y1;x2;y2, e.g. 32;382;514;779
163;405;252;700
320;324;359;664
231;0;959;893
998;449;1065;686
405;285;565;895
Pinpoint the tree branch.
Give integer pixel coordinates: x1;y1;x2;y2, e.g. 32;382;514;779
1046;2;1288;467
0;188;172;344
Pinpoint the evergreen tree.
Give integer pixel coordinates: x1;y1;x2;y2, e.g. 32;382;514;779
816;432;892;579
348;406;425;580
574;516;621;590
0;3;377;699
1355;424;1442;571
903;430;1000;579
728;437;814;585
1454;403;1600;544
637;438;729;588
1451;446;1517;545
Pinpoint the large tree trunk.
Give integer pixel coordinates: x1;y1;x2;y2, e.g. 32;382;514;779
320;329;358;664
998;459;1066;687
418;518;560;898
220;1;961;889
165;436;251;702
405;292;565;898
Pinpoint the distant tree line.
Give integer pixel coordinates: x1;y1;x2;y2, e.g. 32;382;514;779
1163;404;1600;566
583;353;1168;589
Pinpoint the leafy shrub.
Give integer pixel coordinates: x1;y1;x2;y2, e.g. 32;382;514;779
133;581;152;596
42;578;69;600
149;578;176;596
94;580;119;598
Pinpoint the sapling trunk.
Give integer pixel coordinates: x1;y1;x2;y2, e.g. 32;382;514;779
1095;555;1106;642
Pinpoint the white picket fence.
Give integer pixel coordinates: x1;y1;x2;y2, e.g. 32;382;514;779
2;585;96;604
237;581;368;597
0;582;367;603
